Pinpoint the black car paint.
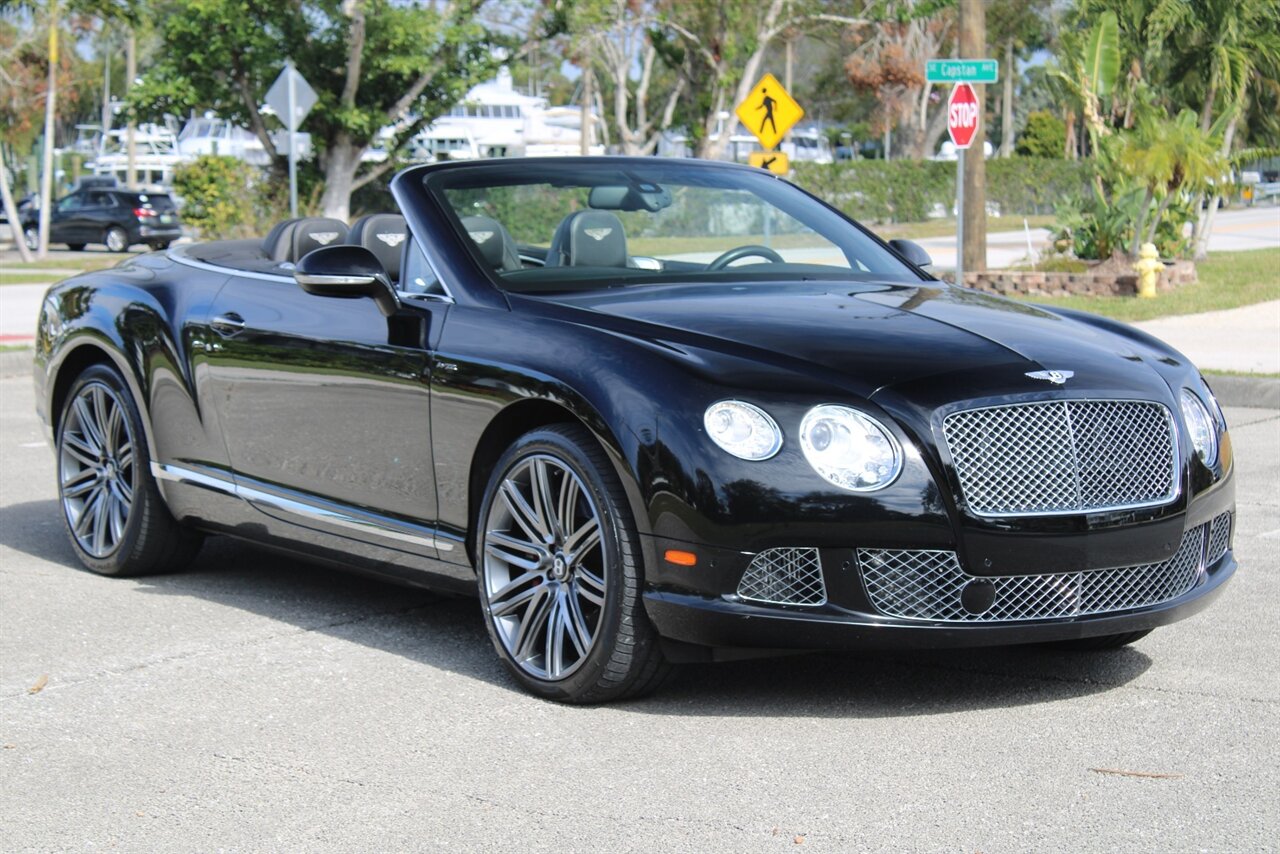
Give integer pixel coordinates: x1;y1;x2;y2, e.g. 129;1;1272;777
33;157;1235;652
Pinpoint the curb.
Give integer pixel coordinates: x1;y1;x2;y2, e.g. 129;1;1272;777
1205;374;1280;410
0;348;33;378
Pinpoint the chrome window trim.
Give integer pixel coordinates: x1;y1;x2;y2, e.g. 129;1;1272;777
169;251;294;284
151;462;455;552
396;235;456;302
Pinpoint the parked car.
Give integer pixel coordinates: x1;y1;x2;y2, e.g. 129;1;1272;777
33;158;1236;703
22;187;181;252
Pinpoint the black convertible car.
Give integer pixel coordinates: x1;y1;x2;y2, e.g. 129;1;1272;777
34;158;1236;702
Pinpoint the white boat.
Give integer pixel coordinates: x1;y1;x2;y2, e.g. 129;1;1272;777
87;121;185;190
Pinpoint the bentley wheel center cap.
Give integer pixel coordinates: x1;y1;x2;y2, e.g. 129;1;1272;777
551;554;568;580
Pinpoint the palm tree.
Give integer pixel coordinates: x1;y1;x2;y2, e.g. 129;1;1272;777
1148;0;1280;258
1120;108;1225;257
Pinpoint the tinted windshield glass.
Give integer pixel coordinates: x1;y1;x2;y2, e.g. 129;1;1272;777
425;161;920;293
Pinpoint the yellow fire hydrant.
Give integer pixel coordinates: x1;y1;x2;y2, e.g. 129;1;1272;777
1134;243;1162;299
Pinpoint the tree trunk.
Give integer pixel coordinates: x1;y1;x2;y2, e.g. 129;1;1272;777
1130;186;1155;258
1193;114;1238;260
1000;38;1015;157
37;0;58;260
959;0;986;273
0;145;34;262
318;136;364;221
1064;110;1077;159
126;29;137;188
1143;187;1175;248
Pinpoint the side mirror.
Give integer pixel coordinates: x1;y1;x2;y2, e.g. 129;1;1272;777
888;238;933;269
295;244;400;317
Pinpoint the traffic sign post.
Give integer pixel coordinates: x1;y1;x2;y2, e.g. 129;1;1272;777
947;82;981;286
266;60;318;218
735;73;804;153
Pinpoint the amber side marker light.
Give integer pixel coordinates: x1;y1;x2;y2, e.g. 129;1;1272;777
664;549;698;567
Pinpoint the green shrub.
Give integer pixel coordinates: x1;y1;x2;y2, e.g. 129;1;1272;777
791;157;1094;223
172;155;273;239
1016;112;1067;159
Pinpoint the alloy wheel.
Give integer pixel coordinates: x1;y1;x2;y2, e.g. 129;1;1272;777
59;381;136;558
482;453;607;680
105;227;128;253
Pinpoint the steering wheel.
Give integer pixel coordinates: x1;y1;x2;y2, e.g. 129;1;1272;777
706;244;786;271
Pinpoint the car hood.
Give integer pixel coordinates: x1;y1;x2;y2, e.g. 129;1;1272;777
539;281;1183;401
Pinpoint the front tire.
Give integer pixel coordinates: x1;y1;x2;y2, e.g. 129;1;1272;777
149;241;171;251
104;226;129;253
23;226;38;250
66;243;86;251
476;424;669;703
56;364;202;576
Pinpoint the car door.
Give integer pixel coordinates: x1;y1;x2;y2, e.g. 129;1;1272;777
202;252;451;559
80;191;118;242
50;193;85;242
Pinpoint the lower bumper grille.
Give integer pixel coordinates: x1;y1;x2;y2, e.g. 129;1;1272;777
737;548;827;607
859;513;1232;623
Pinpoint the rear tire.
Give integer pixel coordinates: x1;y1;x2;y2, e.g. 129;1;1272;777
476;424;669;703
56;364;202;577
66;243;86;251
104;226;129;253
1045;629;1152;651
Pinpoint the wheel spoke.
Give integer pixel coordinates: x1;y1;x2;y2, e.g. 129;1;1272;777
544;592;566;677
90;487;110;554
484;542;542;573
564;592;592;656
565;517;601;563
502;478;551;544
62;432;99;467
103;400;123;456
72;396;104;453
556;474;580;545
530;459;561;542
512;585;553;662
575;567;606;607
90;387;111;450
62;470;101;499
73;488;103;538
488;570;543;613
108;492;127;543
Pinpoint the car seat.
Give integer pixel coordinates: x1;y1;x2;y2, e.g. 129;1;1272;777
263;217;350;266
545;210;628;267
348;213;407;283
460;215;522;272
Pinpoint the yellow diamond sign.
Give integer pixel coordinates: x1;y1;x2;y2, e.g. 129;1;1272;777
735;73;804;151
748;151;790;175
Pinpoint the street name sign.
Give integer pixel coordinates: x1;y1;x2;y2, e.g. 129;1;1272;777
748;151;790;175
735;73;804;151
926;59;998;84
947;82;980;150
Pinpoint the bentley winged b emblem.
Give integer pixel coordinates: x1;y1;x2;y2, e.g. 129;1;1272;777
309;231;340;246
584;227;613;241
1026;370;1075;385
376;232;406;248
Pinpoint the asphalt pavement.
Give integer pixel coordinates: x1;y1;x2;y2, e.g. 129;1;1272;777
2;372;1278;851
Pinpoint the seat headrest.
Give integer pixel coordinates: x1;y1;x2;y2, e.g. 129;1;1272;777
290;218;349;264
461;215;521;272
262;217;302;262
349;213;407;281
548;210;628;267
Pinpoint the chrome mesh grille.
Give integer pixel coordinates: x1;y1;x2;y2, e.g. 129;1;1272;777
859;524;1206;622
737;548;827;607
942;400;1178;516
1207;512;1232;566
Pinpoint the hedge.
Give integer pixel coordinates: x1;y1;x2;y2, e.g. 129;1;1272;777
791;157;1095;223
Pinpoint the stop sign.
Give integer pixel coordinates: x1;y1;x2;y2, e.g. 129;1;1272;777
947;82;980;150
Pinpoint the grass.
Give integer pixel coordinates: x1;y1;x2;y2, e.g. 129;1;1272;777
1010;247;1280;322
1204;368;1280;380
876;214;1056;241
0;343;31;352
0;271;67;286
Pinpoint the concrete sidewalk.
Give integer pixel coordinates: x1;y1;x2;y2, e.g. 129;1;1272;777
1134;301;1280;375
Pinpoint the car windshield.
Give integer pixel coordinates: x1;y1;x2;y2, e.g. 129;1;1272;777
424;161;922;293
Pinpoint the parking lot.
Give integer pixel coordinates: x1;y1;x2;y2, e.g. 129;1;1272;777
2;369;1277;851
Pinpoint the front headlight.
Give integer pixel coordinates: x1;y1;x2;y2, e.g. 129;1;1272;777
703;400;783;460
1180;389;1218;467
799;405;903;491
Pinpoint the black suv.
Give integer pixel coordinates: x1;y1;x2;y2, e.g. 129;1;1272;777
22;188;182;253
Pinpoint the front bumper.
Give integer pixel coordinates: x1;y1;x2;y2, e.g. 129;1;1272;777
644;549;1235;651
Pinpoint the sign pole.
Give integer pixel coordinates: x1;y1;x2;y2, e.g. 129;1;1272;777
287;59;298;218
955;149;965;286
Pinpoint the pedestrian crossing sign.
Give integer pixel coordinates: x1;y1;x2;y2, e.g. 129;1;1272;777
748;151;790;175
735;73;804;151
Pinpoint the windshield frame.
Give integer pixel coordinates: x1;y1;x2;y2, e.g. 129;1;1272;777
419;158;929;295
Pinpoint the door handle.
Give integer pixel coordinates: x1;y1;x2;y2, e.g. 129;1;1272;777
211;312;246;337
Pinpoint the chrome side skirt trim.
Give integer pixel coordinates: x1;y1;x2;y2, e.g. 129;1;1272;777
151;462;454;552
